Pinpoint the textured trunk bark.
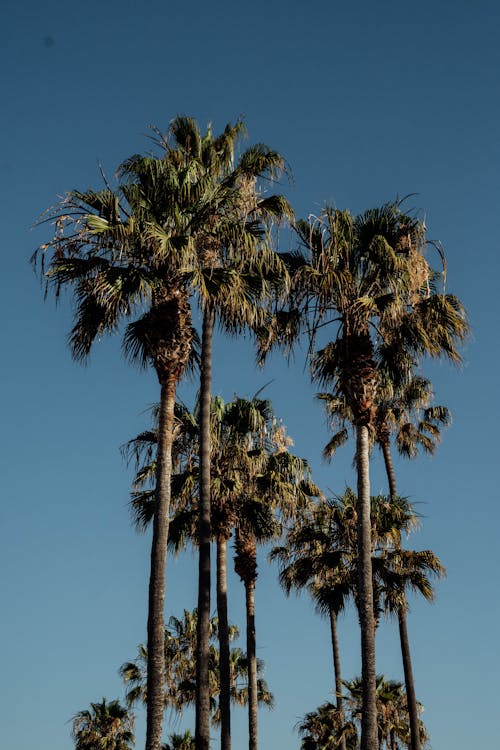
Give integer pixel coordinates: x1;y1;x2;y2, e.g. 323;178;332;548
217;536;231;750
380;438;397;501
245;578;258;750
329;607;346;750
196;307;215;750
145;377;177;750
398;610;421;750
356;424;378;750
383;443;421;750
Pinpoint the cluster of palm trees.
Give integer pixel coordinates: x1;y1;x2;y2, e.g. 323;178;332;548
274;488;444;750
121;393;316;749
34;115;468;750
297;676;428;750
119;608;273;727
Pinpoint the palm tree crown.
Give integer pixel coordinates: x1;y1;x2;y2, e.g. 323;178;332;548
71;698;135;750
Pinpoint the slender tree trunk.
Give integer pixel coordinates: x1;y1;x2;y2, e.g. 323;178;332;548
245;578;258;750
356;424;378;750
398;610;421;750
196;307;215;750
329;607;347;750
146;377;177;750
380;438;397;501
217;536;231;750
383;442;421;750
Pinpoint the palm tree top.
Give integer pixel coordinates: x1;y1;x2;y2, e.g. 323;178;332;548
33;116;294;369
71;698;135;750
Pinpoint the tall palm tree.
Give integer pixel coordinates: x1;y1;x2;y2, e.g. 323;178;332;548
35;156;199;750
320;370;449;750
270;497;355;750
170;396;318;750
374;547;444;750
157;118;292;750
35;117;291;750
259;202;468;749
230;409;320;750
71;698;135;750
370;375;448;750
271;489;418;750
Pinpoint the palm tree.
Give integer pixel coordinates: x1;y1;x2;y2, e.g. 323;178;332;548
35;154;199;750
259;202;468;750
163;730;195;750
320;370;449;750
374;548;444;750
271;497;355;750
35;117;291;750
271;489;419;750
319;374;451;477
297;701;358;750
342;676;428;750
230;409;320;750
297;676;427;750
120;609;274;727
71;698;135;750
155;117;292;750
127;394;314;750
372;375;451;501
370;374;448;750
125;395;277;750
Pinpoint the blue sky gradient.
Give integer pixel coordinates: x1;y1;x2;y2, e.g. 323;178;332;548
1;1;498;748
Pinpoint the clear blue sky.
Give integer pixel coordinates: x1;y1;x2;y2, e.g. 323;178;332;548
1;0;498;747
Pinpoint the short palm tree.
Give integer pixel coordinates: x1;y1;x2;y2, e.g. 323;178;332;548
71;698;135;750
163;730;195;750
120;609;273;727
342;676;428;750
372;375;451;501
297;701;358;750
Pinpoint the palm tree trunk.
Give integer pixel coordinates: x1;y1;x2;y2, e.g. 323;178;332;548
329;607;347;750
146;377;177;750
217;536;231;750
382;443;421;750
196;306;215;750
398;609;421;750
380;438;397;501
356;423;378;750
245;577;258;750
